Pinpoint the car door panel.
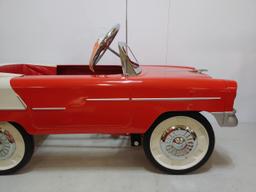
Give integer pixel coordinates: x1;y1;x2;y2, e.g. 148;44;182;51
12;75;133;134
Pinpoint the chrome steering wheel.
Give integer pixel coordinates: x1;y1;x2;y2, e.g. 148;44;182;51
89;24;120;72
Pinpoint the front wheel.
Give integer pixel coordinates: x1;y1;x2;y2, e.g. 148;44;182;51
0;122;34;175
143;112;215;174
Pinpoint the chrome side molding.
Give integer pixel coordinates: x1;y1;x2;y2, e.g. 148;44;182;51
86;98;129;101
85;97;221;102
16;95;27;109
212;109;238;127
132;97;221;101
32;107;66;111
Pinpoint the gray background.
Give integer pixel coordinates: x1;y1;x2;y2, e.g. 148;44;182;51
0;2;255;192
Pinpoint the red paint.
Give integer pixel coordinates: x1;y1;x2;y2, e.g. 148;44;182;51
0;64;237;135
0;64;56;75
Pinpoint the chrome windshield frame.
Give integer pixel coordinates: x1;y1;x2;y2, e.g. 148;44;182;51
118;42;142;77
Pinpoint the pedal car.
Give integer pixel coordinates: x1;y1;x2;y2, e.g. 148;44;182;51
0;24;238;175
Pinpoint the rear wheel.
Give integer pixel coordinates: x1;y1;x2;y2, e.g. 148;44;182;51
0;122;34;175
143;112;215;174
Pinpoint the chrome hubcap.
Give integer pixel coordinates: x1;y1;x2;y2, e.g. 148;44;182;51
0;122;26;171
160;126;197;159
150;116;209;170
0;128;16;160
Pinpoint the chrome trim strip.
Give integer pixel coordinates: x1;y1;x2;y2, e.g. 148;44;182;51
86;98;130;101
131;97;221;101
85;97;221;102
32;107;66;111
16;95;27;109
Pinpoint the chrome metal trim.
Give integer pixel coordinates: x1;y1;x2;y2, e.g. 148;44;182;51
211;109;238;127
191;69;208;74
0;127;17;160
198;69;208;73
32;107;66;111
107;47;120;58
16;95;27;109
131;97;221;101
85;97;221;102
118;42;142;77
160;125;197;159
89;24;120;70
86;98;130;101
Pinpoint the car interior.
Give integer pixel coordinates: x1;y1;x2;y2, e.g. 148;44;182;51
0;64;123;76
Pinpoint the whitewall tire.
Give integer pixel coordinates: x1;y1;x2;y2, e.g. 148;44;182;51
0;122;34;175
143;112;215;174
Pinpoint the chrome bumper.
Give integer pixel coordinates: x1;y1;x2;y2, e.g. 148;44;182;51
211;109;238;127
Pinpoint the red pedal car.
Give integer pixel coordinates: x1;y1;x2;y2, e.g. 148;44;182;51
0;24;238;175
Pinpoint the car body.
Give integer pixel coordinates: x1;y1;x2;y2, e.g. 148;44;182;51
0;24;238;175
0;64;237;134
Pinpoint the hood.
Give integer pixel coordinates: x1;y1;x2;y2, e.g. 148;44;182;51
140;65;211;79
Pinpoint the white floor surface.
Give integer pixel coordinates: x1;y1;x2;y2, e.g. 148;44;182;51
0;122;255;192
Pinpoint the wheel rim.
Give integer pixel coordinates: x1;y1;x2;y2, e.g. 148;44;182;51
0;122;25;171
150;116;209;170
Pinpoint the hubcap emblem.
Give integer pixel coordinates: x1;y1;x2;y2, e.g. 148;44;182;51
160;126;197;159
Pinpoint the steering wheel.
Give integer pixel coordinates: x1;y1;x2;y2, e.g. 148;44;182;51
89;24;120;72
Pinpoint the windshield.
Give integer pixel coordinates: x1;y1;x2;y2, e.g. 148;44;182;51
118;42;142;76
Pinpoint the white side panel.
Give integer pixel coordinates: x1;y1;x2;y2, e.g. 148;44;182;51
0;76;26;110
